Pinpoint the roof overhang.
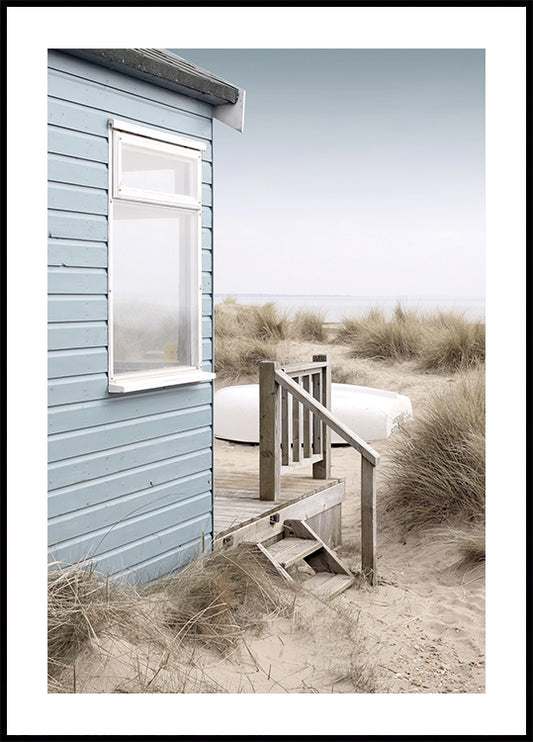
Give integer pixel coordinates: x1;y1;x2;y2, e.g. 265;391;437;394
62;48;245;131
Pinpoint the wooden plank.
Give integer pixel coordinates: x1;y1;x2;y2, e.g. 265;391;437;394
48;321;108;350
266;537;320;568
48;238;108;268
47;96;214;163
48;127;108;163
48;210;108;242
313;354;331;479
48;296;107;323
48;427;211;490
48;449;212;516
50;511;212;578
49;474;211;545
48;347;107;379
283;519;352;576
48;182;107;215
281;386;290;467
48;153;108;190
361;456;377;585
312;372;322;455
214;480;346;547
48;67;212;140
281;453;323;474
256;543;294;582
259;361;281;501
302;374;311;458
303;573;355;601
48;373;109;407
281;361;328;375
48;266;107;295
48;383;211;434
275;369;380;466
292;375;302;463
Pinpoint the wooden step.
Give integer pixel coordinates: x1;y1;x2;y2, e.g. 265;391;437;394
303;573;355;600
266;537;321;568
283;519;352;575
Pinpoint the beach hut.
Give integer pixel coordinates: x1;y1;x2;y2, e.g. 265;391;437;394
48;49;245;581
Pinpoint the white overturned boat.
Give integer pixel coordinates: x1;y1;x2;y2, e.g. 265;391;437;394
214;382;412;444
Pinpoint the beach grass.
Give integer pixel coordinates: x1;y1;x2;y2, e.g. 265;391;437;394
334;304;485;372
291;308;327;342
48;545;376;694
419;312;485;372
382;367;485;557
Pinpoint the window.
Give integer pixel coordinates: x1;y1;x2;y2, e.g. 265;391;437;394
108;120;214;393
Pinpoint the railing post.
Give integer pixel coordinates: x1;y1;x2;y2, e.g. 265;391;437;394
361;457;377;585
259;361;281;501
312;354;331;479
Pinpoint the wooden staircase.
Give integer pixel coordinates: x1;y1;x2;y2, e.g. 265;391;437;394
256;519;355;600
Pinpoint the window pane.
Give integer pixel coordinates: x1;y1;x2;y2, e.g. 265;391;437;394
112;201;199;375
120;137;198;200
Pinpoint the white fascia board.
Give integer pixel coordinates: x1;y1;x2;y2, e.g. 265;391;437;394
213;88;245;132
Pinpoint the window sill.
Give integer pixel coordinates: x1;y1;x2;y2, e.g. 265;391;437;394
108;370;216;393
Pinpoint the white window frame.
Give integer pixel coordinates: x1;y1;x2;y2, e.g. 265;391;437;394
107;119;214;393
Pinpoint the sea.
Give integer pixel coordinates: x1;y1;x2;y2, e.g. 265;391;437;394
214;294;486;323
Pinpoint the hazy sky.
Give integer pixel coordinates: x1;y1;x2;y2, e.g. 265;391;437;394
172;49;485;299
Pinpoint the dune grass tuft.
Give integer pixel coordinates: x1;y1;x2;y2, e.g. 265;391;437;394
336;304;485;372
382;368;485;551
48;545;297;692
291;308;327;342
419;312;485;372
349;305;422;362
47;561;148;686
214;300;288;380
148;544;295;656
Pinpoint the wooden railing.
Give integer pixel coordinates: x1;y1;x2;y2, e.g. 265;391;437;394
259;355;380;584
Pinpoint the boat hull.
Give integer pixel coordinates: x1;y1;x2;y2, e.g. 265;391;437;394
214;383;412;444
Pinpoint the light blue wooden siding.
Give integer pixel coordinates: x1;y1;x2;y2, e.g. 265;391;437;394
48;51;215;582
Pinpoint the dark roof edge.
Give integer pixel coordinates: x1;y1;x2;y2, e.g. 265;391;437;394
62;48;240;106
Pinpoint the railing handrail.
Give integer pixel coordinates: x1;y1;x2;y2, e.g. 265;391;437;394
259;357;379;584
275;368;380;466
280;360;329;375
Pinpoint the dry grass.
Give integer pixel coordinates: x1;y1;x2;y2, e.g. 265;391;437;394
382;368;485;555
335;305;485;372
47;561;154;688
291;309;327;342
419;312;485;372
349;307;422;362
48;546;298;693
215;335;278;381
214;300;288;380
144;544;295;656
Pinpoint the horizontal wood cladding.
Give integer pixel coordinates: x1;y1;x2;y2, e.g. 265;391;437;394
50;498;212;574
49;405;212;460
49;448;212;517
48;426;212;491
49;381;212;434
47;339;212;378
48;94;213;162
49;470;211;544
48;52;216;581
114;535;211;582
51;516;212;581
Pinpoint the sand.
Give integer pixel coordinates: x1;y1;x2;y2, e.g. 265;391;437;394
210;338;485;693
58;336;484;695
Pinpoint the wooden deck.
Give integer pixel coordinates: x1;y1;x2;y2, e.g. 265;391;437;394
214;470;346;548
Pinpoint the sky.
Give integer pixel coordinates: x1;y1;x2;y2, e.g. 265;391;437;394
171;49;485;299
